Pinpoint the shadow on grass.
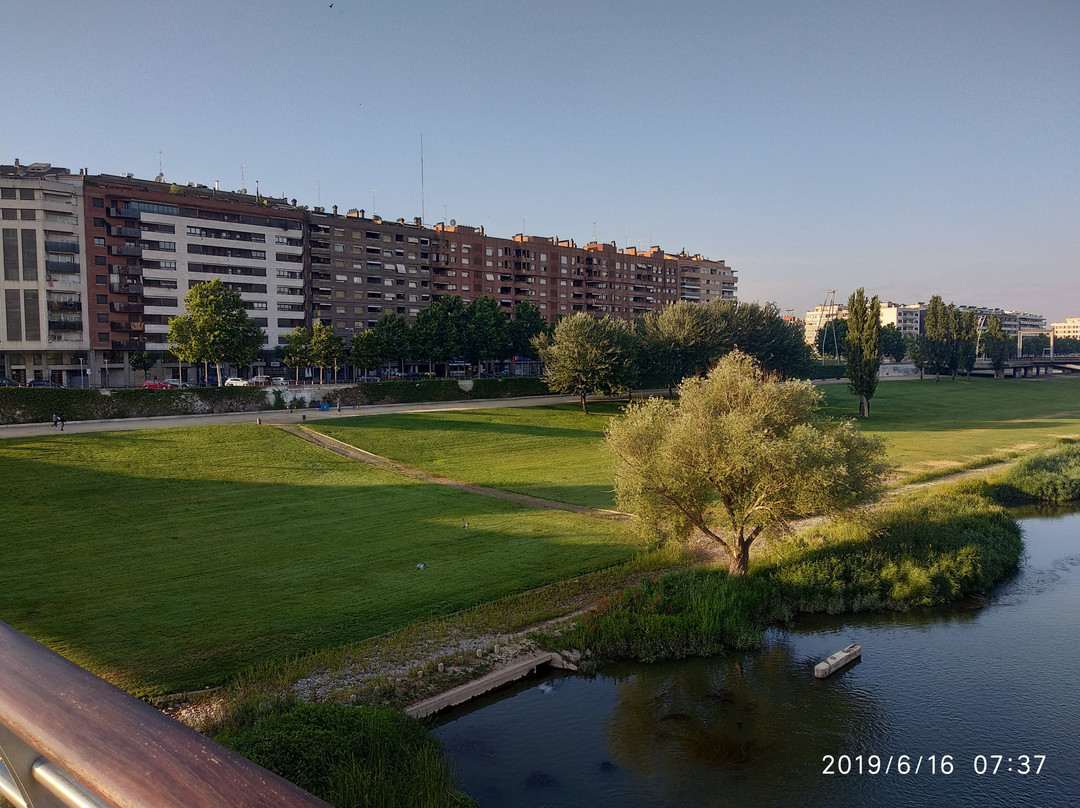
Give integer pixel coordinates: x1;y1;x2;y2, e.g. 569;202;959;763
1;450;636;696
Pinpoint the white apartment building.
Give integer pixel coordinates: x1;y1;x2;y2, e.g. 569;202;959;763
1050;317;1080;340
0;163;90;386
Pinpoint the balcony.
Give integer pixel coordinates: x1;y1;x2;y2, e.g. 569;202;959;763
47;319;83;332
111;339;145;350
110;321;145;332
107;207;140;219
108;245;141;257
109;302;143;313
45;240;79;253
109;282;143;294
108;225;141;238
46;261;81;274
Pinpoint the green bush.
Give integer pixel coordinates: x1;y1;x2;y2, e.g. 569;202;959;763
0;387;269;424
326;380;468;408
999;443;1080;503
797;363;847;380
551;490;1022;663
469;376;550;399
214;702;475;808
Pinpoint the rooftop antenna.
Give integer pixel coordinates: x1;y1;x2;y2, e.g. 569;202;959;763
240;164;246;188
157;151;163;175
443;203;448;222
371;188;377;216
420;133;425;226
522;217;527;235
593;221;597;242
316;180;321;207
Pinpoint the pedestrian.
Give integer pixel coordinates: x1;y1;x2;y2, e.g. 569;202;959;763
59;413;65;431
336;399;341;413
288;399;295;414
51;412;60;428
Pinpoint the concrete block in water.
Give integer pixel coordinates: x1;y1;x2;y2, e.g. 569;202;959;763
815;644;861;678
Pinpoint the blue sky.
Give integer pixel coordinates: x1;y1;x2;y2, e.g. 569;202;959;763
4;0;1077;322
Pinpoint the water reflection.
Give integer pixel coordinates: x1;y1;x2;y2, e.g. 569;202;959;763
435;511;1080;807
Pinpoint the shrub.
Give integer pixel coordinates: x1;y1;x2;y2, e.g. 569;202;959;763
469;376;550;399
214;702;475;808
999;443;1080;504
325;380;468;408
0;387;269;424
550;490;1022;663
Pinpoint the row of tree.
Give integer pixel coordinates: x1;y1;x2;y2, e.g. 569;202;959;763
534;300;812;412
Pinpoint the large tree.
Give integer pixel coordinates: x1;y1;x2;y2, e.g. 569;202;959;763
168;278;264;386
982;315;1010;378
923;295;953;381
635;301;716;394
879;324;906;363
844;288;881;417
462;296;510;374
282;326;312;384
957;311;979;376
606;350;887;575
532;312;638;413
309;321;345;384
411;295;466;376
128;350;160;382
507;301;548;359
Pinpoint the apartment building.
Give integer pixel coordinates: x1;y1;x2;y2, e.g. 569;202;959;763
0;162;89;386
1050;317;1080;340
83;174;306;383
429;224;733;322
307;207;433;337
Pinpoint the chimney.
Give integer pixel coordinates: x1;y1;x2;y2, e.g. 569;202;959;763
333;205;338;215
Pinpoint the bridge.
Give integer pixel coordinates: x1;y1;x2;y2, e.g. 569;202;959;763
969;354;1080;378
0;621;330;808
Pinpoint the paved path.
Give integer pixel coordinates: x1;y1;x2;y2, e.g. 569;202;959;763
0;394;586;438
282;423;630;520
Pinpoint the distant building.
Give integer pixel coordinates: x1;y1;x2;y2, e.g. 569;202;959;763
1050;317;1080;340
0;161;88;386
803;302;847;347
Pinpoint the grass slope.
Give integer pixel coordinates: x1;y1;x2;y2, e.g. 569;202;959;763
821;376;1080;478
315;403;623;509
0;425;636;695
315;378;1080;502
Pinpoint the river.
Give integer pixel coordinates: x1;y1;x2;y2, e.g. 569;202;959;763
433;510;1080;807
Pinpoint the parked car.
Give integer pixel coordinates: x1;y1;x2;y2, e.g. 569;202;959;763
356;375;381;383
0;377;18;387
271;377;290;386
27;380;64;388
162;379;189;389
249;375;271;387
142;379;170;389
224;377;249;387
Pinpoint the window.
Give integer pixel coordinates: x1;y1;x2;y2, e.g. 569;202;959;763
96;275;106;284
96;294;108;304
20;210;35;221
94;237;105;247
1;210;15;221
95;256;106;266
19;189;34;200
0;189;15;199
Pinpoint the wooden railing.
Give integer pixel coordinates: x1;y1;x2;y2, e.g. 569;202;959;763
0;621;331;808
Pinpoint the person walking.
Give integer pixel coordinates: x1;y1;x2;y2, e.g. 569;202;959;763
51;412;65;431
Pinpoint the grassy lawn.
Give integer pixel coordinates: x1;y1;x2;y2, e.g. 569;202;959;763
820;376;1080;478
315;378;1080;499
316;403;624;509
0;425;637;696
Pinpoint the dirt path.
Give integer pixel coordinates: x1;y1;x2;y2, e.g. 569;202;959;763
279;423;630;521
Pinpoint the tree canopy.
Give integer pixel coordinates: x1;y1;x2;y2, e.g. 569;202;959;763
879;324;906;363
533;312;638;412
606;351;887;576
167;278;264;385
844;288;881;418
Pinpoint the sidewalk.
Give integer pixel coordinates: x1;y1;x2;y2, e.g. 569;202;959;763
0;394;583;438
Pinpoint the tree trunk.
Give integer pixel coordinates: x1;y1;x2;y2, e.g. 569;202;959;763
580;393;588;414
859;395;870;418
728;543;750;576
215;362;223;387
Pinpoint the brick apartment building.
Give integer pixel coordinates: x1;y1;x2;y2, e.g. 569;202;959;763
1;159;737;384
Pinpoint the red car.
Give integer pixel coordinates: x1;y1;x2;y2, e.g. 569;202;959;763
142;379;169;389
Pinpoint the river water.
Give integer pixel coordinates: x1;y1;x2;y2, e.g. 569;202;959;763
433;511;1080;807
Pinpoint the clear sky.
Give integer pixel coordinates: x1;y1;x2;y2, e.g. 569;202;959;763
4;0;1077;322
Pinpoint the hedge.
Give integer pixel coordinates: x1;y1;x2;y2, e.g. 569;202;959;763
469;376;549;398
0;387;268;425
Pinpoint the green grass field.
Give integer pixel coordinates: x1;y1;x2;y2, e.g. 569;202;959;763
0;425;636;695
3;375;1079;697
820;376;1080;477
316;403;623;509
316;377;1080;502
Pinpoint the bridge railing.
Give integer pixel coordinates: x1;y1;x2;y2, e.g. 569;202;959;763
0;621;331;808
